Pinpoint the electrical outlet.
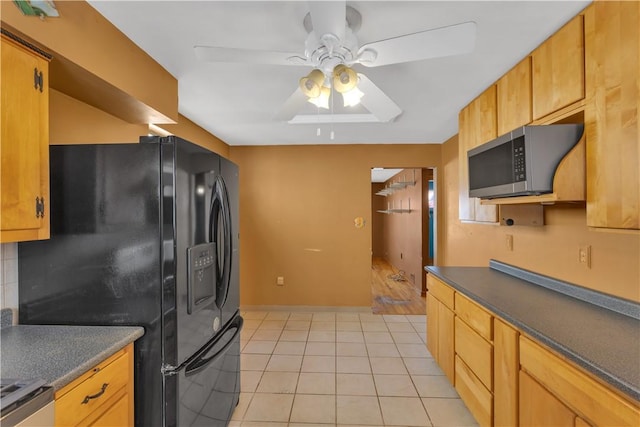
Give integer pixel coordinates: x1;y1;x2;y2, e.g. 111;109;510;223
578;245;591;268
506;234;513;251
276;276;285;286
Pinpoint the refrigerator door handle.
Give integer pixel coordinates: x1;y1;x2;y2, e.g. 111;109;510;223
184;315;243;378
209;175;232;310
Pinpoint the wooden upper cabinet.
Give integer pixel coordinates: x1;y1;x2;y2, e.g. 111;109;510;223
497;57;532;135
458;86;498;222
1;35;50;243
584;1;640;230
532;14;585;120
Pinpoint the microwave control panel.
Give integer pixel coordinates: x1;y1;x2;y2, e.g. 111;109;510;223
512;136;526;182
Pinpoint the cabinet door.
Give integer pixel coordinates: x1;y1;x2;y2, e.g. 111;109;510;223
584;1;640;229
494;319;518;427
89;393;130;427
519;370;576;427
438;303;455;384
532;14;585;120
426;293;439;359
458;86;498;222
0;36;49;242
497;57;532;135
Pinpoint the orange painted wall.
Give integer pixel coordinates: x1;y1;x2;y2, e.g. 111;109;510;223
50;90;148;144
229;144;442;307
441;134;640;302
50;91;231;157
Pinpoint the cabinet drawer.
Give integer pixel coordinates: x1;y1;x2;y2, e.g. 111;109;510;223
427;275;454;310
55;350;130;427
455;355;493;427
455;293;493;341
520;336;640;427
455;317;493;390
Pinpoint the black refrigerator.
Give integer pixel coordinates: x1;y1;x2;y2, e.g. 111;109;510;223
18;136;242;427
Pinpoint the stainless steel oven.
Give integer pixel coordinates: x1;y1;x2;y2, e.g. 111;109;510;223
0;379;54;427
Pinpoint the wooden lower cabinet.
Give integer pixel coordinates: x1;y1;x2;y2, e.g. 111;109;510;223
519;370;576;427
455;355;492;427
425;279;640;427
493;319;519;427
426;293;439;360
519;336;640;427
426;292;455;383
454;317;492;390
437;302;455;383
91;392;130;427
453;300;494;427
55;344;134;427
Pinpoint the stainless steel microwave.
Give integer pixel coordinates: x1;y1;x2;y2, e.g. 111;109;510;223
467;124;584;199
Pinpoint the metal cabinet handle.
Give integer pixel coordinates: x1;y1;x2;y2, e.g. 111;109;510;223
81;383;109;404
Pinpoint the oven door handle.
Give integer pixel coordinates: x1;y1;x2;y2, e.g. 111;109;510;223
184;315;243;378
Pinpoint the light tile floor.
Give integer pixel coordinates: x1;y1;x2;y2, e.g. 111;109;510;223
231;310;478;427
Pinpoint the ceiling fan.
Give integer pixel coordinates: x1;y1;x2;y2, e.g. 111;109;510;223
194;1;476;124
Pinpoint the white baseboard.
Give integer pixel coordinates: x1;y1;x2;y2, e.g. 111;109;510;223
240;305;373;313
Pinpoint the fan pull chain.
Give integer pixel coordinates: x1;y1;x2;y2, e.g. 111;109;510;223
316;105;321;137
330;84;335;140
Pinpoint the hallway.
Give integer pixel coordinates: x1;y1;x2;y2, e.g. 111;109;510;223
372;257;426;315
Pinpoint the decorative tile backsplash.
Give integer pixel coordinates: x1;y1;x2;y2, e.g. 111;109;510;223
1;243;19;311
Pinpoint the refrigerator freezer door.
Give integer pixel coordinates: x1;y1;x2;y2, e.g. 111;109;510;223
165;315;243;427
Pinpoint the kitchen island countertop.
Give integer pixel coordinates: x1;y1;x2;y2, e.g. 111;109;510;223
1;325;144;391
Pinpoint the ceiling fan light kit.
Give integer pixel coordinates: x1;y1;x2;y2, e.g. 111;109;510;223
332;64;357;93
341;85;364;107
299;69;325;98
308;85;331;109
195;1;476;127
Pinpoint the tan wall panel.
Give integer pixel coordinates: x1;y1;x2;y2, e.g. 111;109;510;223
441;134;640;302
229;144;441;307
371;183;385;257
50;90;148;144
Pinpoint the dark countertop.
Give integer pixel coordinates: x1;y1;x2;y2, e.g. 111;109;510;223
426;264;640;402
0;325;144;391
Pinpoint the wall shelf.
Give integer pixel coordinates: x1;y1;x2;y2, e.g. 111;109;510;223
377;198;412;214
375;170;417;196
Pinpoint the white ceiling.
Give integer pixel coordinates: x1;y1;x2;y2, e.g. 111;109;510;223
87;1;590;146
371;168;403;183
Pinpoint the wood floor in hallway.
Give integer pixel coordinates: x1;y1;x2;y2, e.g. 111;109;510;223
371;257;426;315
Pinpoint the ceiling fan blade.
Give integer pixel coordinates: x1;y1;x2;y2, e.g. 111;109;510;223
357;21;477;67
194;46;308;66
308;0;346;41
357;74;402;122
274;88;309;121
